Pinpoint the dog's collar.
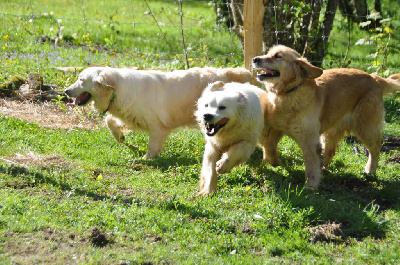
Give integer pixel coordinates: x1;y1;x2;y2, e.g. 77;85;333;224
100;92;116;116
286;86;298;94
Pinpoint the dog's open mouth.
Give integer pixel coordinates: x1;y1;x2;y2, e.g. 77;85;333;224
205;117;230;136
256;68;280;81
66;92;92;107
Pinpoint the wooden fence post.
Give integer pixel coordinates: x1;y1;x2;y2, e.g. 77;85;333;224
243;0;266;71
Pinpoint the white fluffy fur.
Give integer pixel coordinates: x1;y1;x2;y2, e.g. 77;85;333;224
65;66;256;158
195;81;267;195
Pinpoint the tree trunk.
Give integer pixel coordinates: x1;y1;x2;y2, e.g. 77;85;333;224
374;0;381;12
212;0;340;65
338;0;356;22
230;0;245;47
354;0;368;23
306;0;338;66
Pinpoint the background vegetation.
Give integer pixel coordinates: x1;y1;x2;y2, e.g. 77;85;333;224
0;0;399;263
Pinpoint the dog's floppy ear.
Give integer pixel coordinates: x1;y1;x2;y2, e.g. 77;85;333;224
93;69;117;89
208;81;225;92
295;58;323;79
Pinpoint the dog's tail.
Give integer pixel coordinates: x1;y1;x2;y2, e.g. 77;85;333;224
372;73;400;96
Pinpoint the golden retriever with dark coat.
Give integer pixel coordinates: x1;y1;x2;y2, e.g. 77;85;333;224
253;45;400;188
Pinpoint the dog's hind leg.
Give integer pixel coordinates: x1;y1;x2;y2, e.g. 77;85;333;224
106;115;125;143
353;129;382;174
321;129;345;168
352;97;384;174
144;129;170;159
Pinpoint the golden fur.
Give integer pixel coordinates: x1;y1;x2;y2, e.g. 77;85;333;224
253;45;400;188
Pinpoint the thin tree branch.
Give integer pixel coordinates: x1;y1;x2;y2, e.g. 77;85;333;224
178;0;189;69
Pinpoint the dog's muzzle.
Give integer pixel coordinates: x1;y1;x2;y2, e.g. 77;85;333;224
65;91;92;107
203;114;230;137
252;57;280;81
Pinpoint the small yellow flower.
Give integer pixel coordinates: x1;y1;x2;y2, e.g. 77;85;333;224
3;34;8;39
245;186;251;190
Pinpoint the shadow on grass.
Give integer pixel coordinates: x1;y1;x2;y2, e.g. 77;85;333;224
0;163;215;220
159;196;218;220
140;155;199;170
272;166;398;239
0;164;141;204
203;147;399;240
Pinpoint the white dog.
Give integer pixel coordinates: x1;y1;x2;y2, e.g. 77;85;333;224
64;67;256;158
195;81;267;195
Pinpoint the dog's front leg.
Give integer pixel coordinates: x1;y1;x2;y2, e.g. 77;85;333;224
106;115;125;143
197;143;219;195
259;127;283;167
144;129;170;159
292;131;323;189
216;141;256;174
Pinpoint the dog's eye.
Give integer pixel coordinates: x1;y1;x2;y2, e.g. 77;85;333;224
205;104;208;107
218;106;226;110
274;53;282;59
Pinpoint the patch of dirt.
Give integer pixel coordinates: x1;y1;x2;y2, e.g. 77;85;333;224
382;137;400;152
0;151;73;170
0;98;103;130
88;227;112;248
240;225;255;235
308;222;345;243
3;230;85;264
347;136;400;154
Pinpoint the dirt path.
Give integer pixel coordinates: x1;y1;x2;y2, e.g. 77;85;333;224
0;98;103;130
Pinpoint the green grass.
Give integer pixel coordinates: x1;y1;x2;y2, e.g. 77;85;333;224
0;114;399;263
0;0;243;87
0;0;400;263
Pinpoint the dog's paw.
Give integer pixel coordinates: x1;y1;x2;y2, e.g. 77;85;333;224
216;155;232;174
305;181;319;190
196;189;215;196
143;152;157;159
263;157;280;167
117;134;125;143
216;160;229;174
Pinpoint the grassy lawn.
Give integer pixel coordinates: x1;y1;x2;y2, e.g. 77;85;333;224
0;0;399;264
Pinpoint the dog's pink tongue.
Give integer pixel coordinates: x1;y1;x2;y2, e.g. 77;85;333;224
216;117;230;125
264;69;275;75
66;99;78;107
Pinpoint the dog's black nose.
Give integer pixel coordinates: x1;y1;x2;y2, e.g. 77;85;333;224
203;114;213;122
253;57;261;64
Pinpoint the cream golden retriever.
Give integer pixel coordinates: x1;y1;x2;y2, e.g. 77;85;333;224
64;67;256;158
253;45;400;188
195;81;267;195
